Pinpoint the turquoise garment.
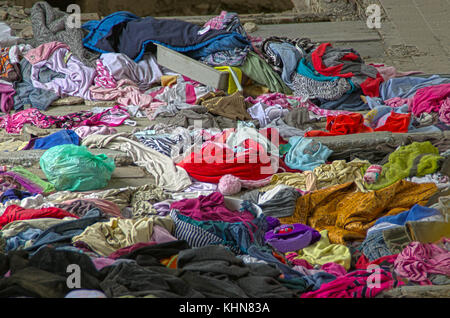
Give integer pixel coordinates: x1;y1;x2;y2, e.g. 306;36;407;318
284;136;333;171
296;59;355;93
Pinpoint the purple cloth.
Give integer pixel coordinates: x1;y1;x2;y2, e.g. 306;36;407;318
170;192;255;223
265;223;321;253
29;47;95;100
394;241;450;285
0;171;44;194
265;216;281;232
0;83;15;113
411;83;450;116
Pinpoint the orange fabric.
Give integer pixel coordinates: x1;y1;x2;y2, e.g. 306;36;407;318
278;180;438;244
160;254;178;269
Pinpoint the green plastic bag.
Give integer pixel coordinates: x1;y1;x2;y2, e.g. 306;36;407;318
40;144;115;192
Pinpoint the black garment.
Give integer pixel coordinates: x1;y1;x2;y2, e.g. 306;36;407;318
119;240;190;267
100;262;203;298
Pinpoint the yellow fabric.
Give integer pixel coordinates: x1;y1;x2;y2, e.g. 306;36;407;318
160;75;178;87
0;139;27;152
287;230;351;270
72;215;174;256
214;66;242;94
260;159;370;193
279;180;438;244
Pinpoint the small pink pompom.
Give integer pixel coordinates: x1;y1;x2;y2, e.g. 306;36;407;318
218;174;242;195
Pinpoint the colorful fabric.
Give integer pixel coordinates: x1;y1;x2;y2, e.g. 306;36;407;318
0;108;94;134
300;268;402;298
94;58;117;88
410;83;450;116
394;241;450;285
279;180;438;244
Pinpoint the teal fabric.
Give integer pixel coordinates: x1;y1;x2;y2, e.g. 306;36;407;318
284;136;333;171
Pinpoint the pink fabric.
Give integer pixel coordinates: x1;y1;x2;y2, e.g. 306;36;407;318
384;96;413;108
74;125;118;138
300;269;402;298
0;83;15;113
372;64;423;81
438;97;450;125
60;198;122;218
245;93;352;118
108;242;157;259
285;254;314;269
24;41;70;65
410;83;450;116
150;225;177;244
90;78;153;108
170;192;255;224
394;241;450;285
91;257;116;270
320;262;348;277
79;105;130;127
94;59;117;89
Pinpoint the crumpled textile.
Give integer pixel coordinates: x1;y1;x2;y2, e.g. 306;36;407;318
284;136;333;171
74;126;118;139
99;52;162;91
285;230;351;270
366;141;444;191
305;113;373;137
438;97;450;125
394;241;450;285
82;133;192;192
26;44;96;100
90;78;153;108
71;215;175;256
279;180;438;244
300;268;402;298
196;91;253;121
245;92;352;119
307;43;383;97
410;83;450;117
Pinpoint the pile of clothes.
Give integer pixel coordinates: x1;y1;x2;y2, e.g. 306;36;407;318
0;2;448;298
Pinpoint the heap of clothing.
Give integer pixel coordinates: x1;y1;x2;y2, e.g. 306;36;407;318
0;2;448;299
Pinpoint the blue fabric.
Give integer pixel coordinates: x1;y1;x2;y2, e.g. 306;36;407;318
5;228;42;252
374;204;441;227
379;75;450;100
13;59;63;110
267;42;302;89
297;59;340;82
187;34;251;59
84;14;250;62
315;89;369;111
284;136;333;171
25;208;105;252
31;129;80;150
82;11;140;53
0;189;34;204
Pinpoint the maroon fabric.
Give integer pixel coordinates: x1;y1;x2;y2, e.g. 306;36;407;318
170;192;255;223
108;242;157;259
0;205;78;229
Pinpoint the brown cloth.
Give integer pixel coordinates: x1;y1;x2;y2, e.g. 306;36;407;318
278;180;438;245
196;91;253;121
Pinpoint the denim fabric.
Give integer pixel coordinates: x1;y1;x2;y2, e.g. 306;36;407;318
5;228;42;252
26;208;105;252
13;58;63;110
30;129;80;150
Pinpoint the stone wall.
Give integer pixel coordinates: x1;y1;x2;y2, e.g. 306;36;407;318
11;0;295;16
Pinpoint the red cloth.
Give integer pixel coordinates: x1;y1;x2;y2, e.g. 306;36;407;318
108;242;157;259
360;72;384;97
311;43;383;97
311;43;354;78
177;134;276;183
355;253;398;270
305;113;373;137
0;205;78;229
374;112;411;133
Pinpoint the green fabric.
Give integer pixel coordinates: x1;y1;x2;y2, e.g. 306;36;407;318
366;141;443;190
382;226;411;255
279;143;292;156
11;166;56;194
239;51;292;95
406;220;450;243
